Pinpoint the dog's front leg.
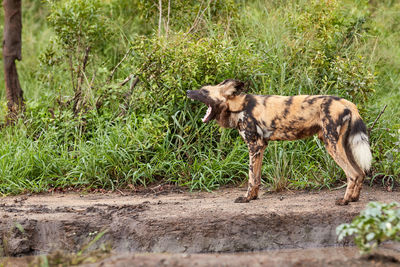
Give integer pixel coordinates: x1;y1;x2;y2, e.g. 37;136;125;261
235;140;266;203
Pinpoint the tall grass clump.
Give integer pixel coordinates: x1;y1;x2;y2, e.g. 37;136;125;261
0;0;398;194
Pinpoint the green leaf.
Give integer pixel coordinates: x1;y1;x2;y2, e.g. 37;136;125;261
366;232;375;241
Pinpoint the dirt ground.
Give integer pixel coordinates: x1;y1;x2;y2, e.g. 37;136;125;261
1;185;400;266
3;247;400;267
83;247;400;267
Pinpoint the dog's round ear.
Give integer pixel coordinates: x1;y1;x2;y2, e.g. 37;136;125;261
244;81;251;92
233;80;245;93
221;79;246;98
233;80;251;95
230;80;246;97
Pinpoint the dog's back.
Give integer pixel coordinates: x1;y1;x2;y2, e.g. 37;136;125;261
231;94;357;141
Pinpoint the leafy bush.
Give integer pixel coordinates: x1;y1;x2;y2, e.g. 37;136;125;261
130;33;261;115
0;0;398;194
329;56;376;102
284;0;375;102
337;202;400;254
46;0;113;54
45;0;119;115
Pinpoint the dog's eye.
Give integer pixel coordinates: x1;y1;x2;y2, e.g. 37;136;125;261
201;90;209;96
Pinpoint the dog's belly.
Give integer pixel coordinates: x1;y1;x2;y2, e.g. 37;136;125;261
266;123;322;141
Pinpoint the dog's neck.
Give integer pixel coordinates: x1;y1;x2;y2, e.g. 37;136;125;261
215;95;246;129
227;94;246;112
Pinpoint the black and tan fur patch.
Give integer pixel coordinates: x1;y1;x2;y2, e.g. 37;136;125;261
187;79;372;205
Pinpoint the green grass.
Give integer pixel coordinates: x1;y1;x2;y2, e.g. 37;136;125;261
0;0;399;195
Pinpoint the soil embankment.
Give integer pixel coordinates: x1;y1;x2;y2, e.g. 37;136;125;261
1;186;399;266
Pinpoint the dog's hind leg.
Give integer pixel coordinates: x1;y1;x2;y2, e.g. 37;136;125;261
350;174;366;202
324;141;361;205
235;139;267;203
322;120;363;205
347;147;366;202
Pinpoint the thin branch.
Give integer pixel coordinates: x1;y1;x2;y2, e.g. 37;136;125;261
120;74;134;87
72;90;82;115
158;0;162;37
186;0;210;35
76;46;91;93
119;77;140;117
68;54;76;92
89;70;97;89
129;77;139;92
107;48;132;83
368;104;387;134
82;70;96;106
166;0;171;37
96;75;139;113
73;46;90;115
81;46;90;74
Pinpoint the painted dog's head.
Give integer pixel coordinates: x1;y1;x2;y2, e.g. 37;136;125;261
186;79;245;123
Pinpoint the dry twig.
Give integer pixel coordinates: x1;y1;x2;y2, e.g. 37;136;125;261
368;104;387;134
120;74;134;87
186;0;209;35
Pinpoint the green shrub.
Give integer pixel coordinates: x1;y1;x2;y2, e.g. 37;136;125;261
130;33;261;115
337;202;400;254
46;0;113;54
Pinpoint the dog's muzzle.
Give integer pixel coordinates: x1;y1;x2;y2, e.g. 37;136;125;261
186;90;194;98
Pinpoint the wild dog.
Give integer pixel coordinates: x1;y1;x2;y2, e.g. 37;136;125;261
187;79;372;205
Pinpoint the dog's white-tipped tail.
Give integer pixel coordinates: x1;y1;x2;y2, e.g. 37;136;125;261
349;129;372;172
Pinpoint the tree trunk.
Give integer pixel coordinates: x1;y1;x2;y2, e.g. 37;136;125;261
3;0;24;122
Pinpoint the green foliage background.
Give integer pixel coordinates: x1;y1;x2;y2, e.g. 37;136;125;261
0;0;399;194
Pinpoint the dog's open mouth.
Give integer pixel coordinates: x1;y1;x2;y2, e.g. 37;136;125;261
187;90;216;123
202;105;213;123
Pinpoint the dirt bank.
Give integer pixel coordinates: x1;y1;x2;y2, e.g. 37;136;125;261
0;186;399;265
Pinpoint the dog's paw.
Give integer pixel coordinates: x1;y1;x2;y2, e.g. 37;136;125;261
335;198;349;206
350;196;360;202
234;196;250;203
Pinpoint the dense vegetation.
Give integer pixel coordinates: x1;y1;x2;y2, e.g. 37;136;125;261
0;0;399;194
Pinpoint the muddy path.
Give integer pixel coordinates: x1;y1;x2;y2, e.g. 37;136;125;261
1;186;399;266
